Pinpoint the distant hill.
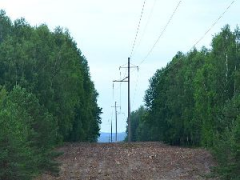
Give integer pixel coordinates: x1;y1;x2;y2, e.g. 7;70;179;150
98;132;126;143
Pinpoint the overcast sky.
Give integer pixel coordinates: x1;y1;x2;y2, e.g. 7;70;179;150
1;0;239;133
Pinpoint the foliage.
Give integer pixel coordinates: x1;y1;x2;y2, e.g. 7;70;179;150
125;106;146;142
212;95;240;179
0;86;58;179
128;25;240;179
0;10;101;179
0;87;36;180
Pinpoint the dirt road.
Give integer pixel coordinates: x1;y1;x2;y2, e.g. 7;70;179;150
36;142;217;180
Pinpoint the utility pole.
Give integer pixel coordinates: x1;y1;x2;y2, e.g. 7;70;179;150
113;57;138;142
111;101;120;142
128;57;131;142
115;101;118;142
110;119;112;143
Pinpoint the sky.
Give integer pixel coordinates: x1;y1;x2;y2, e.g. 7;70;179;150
1;0;239;133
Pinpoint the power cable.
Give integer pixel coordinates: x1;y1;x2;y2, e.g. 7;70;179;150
130;0;147;58
130;0;236;114
131;1;182;110
132;0;157;58
132;69;140;110
140;1;182;65
192;0;235;48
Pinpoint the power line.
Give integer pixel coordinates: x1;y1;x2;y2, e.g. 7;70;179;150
130;0;236;115
130;1;182;109
132;0;157;58
132;69;140;110
120;72;122;112
130;0;147;58
113;58;138;142
192;0;235;48
140;1;182;65
111;101;121;142
115;1;146;132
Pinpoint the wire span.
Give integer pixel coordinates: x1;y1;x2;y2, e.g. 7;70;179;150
140;1;182;65
132;0;157;58
130;0;147;58
192;0;235;48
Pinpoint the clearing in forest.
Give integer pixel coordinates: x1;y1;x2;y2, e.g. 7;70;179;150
36;142;217;180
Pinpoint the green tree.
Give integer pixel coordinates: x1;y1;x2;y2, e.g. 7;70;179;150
137;25;240;178
0;12;101;143
0;87;37;180
0;10;102;179
213;95;240;179
125;106;146;142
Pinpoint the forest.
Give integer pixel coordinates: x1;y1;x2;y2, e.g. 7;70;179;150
1;7;240;180
0;10;101;179
128;25;240;179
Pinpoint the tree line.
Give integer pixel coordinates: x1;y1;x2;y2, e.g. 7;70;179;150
127;25;240;179
0;10;101;179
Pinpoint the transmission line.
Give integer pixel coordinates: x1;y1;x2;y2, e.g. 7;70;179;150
192;0;235;48
132;0;157;58
131;0;236;115
130;0;147;58
132;69;140;110
130;1;182;108
140;0;182;65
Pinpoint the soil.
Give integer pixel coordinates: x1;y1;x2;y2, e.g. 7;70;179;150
36;142;217;180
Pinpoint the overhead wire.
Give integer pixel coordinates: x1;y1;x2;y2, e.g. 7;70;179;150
131;1;182;110
110;83;115;133
122;0;147;113
112;82;115;102
132;68;140;110
139;0;182;65
113;68;127;114
130;0;147;58
120;72;122;112
192;0;235;48
130;0;236;114
132;0;157;58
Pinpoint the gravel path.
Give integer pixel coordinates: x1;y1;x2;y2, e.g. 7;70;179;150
36;142;217;180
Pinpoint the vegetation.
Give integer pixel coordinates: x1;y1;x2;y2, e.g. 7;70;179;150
0;10;101;179
127;25;240;179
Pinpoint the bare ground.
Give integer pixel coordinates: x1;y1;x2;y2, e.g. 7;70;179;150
36;142;217;180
